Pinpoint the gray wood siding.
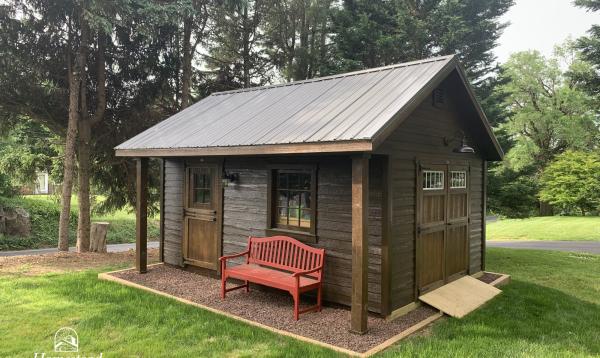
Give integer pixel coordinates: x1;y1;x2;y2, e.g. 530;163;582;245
221;157;383;313
375;88;485;311
163;159;184;266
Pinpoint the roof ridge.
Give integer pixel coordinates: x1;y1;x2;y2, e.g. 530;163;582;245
211;55;455;96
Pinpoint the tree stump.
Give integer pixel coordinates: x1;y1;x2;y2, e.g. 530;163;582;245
89;222;110;253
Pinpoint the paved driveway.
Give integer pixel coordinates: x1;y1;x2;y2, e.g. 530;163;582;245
0;241;160;257
487;240;600;254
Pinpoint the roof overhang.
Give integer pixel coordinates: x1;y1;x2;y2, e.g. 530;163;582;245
114;140;373;157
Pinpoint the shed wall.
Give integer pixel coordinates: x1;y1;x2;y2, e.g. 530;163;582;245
375;89;485;312
162;156;384;312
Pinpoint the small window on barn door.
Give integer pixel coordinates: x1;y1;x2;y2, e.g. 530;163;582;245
450;171;467;189
188;167;212;207
272;169;314;233
423;170;444;190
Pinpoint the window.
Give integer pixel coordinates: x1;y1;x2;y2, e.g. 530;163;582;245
450;171;467;189
270;168;315;234
188;167;212;207
423;170;444;190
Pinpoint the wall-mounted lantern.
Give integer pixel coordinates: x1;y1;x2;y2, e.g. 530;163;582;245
443;130;475;154
222;171;239;187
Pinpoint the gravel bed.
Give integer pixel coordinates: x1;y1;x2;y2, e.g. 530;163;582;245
113;265;439;353
478;272;502;284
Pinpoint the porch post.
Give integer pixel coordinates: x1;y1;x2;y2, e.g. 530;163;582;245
351;154;369;334
136;157;148;273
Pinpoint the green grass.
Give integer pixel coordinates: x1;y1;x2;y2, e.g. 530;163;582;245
487;216;600;241
0;195;158;250
1;249;599;357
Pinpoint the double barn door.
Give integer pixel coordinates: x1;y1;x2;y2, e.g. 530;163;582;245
417;162;470;294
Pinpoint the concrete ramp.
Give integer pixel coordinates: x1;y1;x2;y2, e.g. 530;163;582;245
419;276;501;318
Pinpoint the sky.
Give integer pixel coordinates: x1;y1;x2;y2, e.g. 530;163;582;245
494;0;598;64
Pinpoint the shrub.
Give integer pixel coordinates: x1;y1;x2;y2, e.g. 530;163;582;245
540;151;600;215
0;196;77;250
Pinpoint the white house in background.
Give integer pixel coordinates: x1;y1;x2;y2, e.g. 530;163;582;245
20;172;59;195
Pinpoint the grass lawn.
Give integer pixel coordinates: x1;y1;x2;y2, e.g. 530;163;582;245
487;216;600;241
1;249;599;357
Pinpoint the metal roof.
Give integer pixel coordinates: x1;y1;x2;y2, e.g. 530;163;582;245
116;55;502;159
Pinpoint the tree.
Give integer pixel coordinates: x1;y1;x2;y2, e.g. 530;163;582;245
499;48;598;172
208;0;272;88
540;151;600;215
263;0;333;81
331;0;513;83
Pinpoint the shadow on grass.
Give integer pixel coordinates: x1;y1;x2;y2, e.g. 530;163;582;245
381;279;600;357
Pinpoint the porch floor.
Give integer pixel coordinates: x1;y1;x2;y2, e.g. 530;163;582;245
107;264;439;354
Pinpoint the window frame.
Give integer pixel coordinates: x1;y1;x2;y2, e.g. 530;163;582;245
267;164;317;243
449;170;467;189
185;166;217;210
422;170;445;191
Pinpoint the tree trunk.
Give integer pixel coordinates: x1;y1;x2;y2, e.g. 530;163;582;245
539;201;553;216
181;17;193;109
76;121;92;252
58;23;88;251
76;32;106;253
89;222;109;253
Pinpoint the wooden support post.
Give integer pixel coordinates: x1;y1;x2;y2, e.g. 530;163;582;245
136;157;148;273
351;154;369;334
482;161;487;271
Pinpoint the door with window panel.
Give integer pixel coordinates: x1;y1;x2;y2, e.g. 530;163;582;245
183;164;221;270
417;163;470;294
446;167;469;280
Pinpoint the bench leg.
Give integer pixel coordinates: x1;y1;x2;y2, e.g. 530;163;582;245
245;280;250;293
317;284;322;312
293;291;300;321
221;275;226;299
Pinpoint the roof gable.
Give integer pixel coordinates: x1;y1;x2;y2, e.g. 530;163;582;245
116;55;502;160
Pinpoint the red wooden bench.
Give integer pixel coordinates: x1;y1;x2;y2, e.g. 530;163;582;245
219;236;325;320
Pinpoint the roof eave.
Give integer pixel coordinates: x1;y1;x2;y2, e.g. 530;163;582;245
114;140;374;158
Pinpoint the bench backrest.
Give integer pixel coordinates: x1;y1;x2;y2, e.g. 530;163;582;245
247;236;325;280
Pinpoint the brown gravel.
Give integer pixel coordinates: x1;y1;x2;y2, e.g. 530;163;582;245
478;272;502;284
113;264;439;353
0;248;159;276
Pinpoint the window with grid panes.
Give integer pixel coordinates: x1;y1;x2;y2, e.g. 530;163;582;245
272;169;313;232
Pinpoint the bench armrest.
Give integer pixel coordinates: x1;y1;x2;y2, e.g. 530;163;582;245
292;266;323;278
219;251;249;262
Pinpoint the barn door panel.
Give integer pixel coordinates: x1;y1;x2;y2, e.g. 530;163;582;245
445;167;469;280
417;164;447;293
183;164;221;270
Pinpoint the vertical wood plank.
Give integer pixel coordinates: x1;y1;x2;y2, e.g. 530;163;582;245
380;156;392;316
159;158;165;263
482;161;487;271
351;154;369;334
136;157;148;273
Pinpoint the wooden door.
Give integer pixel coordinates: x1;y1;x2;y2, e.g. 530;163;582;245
183;164;221;270
417;163;470;294
417;165;447;293
446;166;469;280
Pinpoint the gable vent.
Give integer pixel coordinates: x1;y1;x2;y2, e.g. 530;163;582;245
432;88;445;108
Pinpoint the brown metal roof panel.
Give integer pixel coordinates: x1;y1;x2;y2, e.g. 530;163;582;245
341;60;450;140
259;68;393;145
174;84;300;148
305;64;419;142
213;76;345;146
116;94;227;149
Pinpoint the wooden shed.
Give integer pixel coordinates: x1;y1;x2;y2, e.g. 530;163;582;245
116;55;503;333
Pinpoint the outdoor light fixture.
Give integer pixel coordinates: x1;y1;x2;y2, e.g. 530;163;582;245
444;131;475;154
222;171;239;187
